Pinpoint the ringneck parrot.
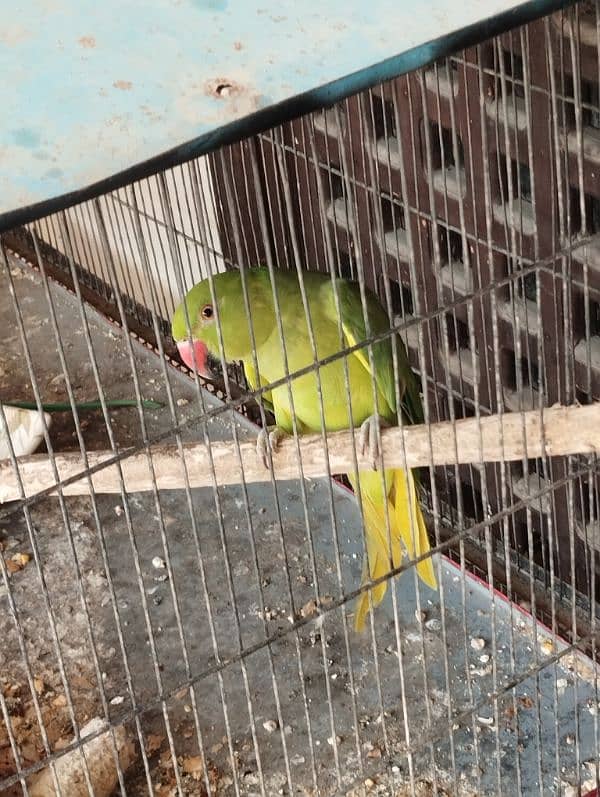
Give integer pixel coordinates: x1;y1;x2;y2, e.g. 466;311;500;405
171;267;436;630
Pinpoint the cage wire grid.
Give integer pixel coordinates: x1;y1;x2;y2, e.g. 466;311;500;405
2;2;600;796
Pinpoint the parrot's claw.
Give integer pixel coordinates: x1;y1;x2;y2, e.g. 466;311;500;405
359;415;390;469
256;426;286;470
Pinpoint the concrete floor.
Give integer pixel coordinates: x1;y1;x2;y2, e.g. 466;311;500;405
1;256;599;796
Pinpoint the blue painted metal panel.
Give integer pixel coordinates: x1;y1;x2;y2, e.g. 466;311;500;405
0;0;574;230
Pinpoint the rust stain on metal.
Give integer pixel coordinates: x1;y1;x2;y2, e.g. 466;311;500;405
78;36;96;48
113;80;133;91
233;41;243;50
204;78;244;99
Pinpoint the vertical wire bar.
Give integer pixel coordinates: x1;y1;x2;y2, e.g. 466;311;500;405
28;225;133;794
333;96;398;762
103;195;143;313
495;28;547;788
0;443;58;796
544;19;569;789
212;146;309;784
220;145;255;266
125;182;229;797
544;9;566;625
400;70;459;795
305;113;393;769
95;194;209;794
382;76;443;788
68;202;112;298
478;38;515;797
564;28;582;677
0;288;61;797
186;155;296;795
500;35;542;789
507;31;546;792
140;175;180;316
421;67;499;790
544;26;561;788
286;114;374;774
10;220;156;794
304;111;393;769
132;182;244;797
245;137;345;792
0;245;96;797
422;63;468;788
109;182;161;317
443;52;492;794
35;214;55;251
213;144;320;793
588;5;600;787
100;190;218;794
270;123;365;780
453;48;489;794
162;165;298;797
345;90;422;778
76;200;118;302
55;209;184;796
361;84;442;792
133;175;178;315
566;13;587;787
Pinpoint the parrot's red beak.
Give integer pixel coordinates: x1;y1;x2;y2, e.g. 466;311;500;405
177;339;214;380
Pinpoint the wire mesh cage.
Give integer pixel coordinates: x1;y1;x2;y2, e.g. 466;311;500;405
3;1;600;795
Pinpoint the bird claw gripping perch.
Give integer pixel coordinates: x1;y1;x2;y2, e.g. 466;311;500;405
359;414;390;470
256;426;286;470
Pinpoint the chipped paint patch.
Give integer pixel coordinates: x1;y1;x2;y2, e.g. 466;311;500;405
204;78;244;99
0;24;30;45
78;35;96;48
113;80;133;91
11;128;41;149
191;0;228;10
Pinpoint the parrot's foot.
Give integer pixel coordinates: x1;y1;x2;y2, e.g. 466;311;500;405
359;414;390;469
256;426;286;470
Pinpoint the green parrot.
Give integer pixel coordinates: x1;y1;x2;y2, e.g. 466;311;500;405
171;266;437;630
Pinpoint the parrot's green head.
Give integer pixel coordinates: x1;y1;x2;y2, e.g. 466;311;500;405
171;269;272;378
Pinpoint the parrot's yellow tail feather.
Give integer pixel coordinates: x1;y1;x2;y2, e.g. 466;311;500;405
393;468;437;591
350;467;437;633
354;550;391;633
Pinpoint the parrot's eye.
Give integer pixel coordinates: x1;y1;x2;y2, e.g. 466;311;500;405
200;304;214;320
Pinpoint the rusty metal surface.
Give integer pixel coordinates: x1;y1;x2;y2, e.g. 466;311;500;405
0;0;573;231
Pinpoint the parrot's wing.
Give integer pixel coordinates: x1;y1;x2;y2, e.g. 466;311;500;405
242;360;275;416
326;278;423;426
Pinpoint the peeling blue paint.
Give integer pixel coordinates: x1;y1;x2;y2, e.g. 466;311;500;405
11;128;41;149
191;0;228;10
0;0;574;231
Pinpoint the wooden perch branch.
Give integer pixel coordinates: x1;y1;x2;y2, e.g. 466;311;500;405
1;404;600;503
